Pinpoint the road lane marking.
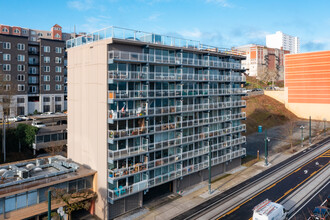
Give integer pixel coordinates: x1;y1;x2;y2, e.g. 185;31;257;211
216;150;330;220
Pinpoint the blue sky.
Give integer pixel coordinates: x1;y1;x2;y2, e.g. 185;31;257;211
1;0;330;52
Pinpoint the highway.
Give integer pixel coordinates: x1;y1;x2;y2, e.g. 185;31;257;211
172;137;330;220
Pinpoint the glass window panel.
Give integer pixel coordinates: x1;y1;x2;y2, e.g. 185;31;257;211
5;196;16;212
78;179;85;190
27;191;37;206
0;198;3;214
16;193;27;209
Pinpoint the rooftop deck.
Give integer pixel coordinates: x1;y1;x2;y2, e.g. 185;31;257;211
66;26;246;56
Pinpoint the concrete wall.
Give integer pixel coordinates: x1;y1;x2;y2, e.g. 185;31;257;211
264;91;285;104
67;39;112;219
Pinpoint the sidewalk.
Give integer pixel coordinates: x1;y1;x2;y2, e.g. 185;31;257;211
116;135;328;220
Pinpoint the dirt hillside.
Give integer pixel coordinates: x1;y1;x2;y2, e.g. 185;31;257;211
242;95;298;135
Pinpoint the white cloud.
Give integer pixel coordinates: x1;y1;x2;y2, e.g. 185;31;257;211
179;28;203;39
67;0;94;11
205;0;232;7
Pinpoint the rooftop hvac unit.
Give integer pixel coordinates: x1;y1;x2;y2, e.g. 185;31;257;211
0;169;7;176
26;164;35;170
2;170;14;178
18;169;29;179
36;159;45;166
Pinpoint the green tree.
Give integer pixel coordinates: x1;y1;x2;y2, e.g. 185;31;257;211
16;124;28;152
24;125;38;148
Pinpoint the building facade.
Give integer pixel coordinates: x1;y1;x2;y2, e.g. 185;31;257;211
67;27;247;219
284;50;330;120
266;31;300;54
235;44;289;80
0;155;96;219
0;24;75;118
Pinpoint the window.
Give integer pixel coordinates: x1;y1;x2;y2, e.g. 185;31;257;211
16;193;27;209
55;75;61;82
44;85;50;91
55;84;62;91
43;97;50;102
18;84;25;91
3;42;11;49
44;75;50;81
31;37;37;41
3;64;11;71
3;54;11;61
55;57;62;64
17;64;25;71
64;77;67;83
5;85;11;91
28;76;37;83
44;66;50;72
17;74;25;81
2;27;9;32
0;198;3;214
44;46;50;53
29;86;37;93
29;67;37;74
55;96;62;101
64;85;67;92
4;74;11;81
47;33;51;36
14;29;20;34
44;56;50;63
17;43;25;50
17;97;25;103
55;66;62;73
5;196;15;212
17;54;25;61
22;29;27;34
55;47;62;53
31;30;36;35
38;33;43;36
27;191;37;206
55;33;60;38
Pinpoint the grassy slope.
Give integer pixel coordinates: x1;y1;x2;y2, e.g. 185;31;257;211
242;95;298;135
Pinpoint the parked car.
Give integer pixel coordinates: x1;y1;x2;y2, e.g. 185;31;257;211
17;115;29;121
31;121;46;128
7;117;17;122
310;206;330;220
252;88;263;92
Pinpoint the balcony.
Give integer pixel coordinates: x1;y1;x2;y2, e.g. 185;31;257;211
108;124;246;160
108;50;242;70
107;147;246;201
108;70;246;82
108;100;246;121
108;113;246;141
108;88;245;101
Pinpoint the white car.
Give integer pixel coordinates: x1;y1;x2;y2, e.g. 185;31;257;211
31;121;46;128
17;115;29;121
7;117;17;122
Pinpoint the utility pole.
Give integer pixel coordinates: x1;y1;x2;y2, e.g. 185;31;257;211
48;190;51;220
264;129;270;166
300;125;304;147
208;142;211;194
309;116;311;146
323;118;327;136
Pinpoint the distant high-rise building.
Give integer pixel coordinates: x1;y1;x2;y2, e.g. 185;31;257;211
67;26;247;219
266;31;300;54
0;24;76;118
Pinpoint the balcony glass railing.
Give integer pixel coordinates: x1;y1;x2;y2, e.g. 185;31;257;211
108;112;246;140
107;148;246;200
67;26;245;57
108;50;242;69
108;100;246;120
108;124;246;159
108;88;245;100
108;70;246;82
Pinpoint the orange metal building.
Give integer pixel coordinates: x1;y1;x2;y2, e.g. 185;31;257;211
284;50;330;120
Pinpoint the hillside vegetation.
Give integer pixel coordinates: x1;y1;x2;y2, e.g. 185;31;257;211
242;95;298;135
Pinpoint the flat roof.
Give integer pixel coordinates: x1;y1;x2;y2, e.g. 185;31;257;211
0;156;96;197
66;26;245;57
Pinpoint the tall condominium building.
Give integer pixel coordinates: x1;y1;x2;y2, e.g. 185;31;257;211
0;24;76;118
67;27;247;219
284;50;330;120
266;31;300;54
234;44;289;80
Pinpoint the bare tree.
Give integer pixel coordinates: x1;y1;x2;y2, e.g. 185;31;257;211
259;68;280;89
45;144;67;157
286;120;296;152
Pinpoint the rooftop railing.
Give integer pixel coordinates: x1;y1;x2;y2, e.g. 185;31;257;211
67;26;246;56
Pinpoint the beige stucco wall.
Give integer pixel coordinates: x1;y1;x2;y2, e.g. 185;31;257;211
67;39;112;219
264;91;285;104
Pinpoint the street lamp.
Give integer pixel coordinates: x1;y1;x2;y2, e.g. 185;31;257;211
264;129;270;166
300;125;305;147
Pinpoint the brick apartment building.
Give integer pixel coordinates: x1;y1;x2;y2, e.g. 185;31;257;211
234;44;290;80
0;24;76;117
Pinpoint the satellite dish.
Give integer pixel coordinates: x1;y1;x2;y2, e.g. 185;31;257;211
33;167;42;172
